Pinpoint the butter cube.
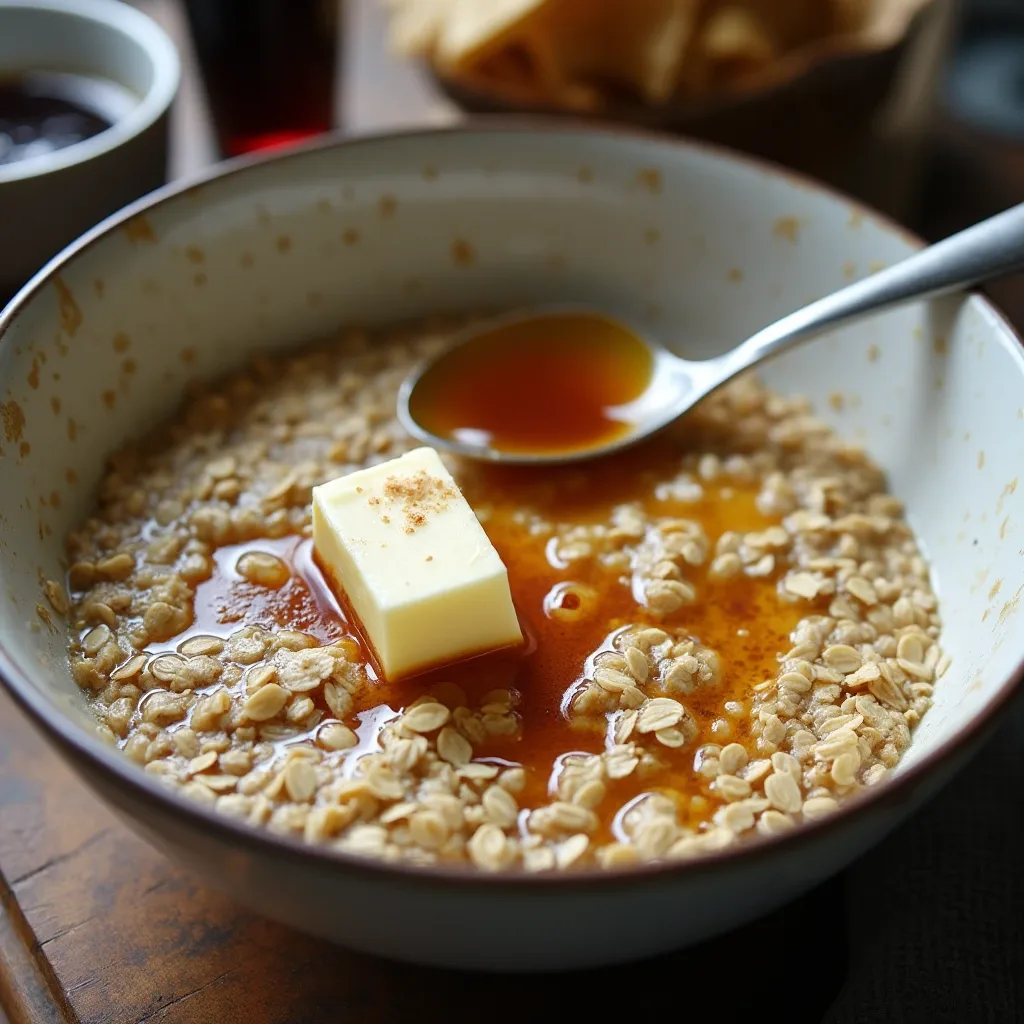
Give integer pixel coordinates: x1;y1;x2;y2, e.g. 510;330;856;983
312;447;522;680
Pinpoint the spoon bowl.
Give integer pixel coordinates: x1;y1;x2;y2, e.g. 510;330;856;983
400;201;1024;465
397;307;687;465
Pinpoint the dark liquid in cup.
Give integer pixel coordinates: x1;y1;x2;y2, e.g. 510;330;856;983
182;0;339;157
0;71;137;168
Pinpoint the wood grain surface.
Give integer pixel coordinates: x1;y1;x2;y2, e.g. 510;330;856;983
1;2;1022;1021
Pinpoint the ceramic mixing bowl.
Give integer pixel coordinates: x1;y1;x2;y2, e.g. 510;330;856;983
1;125;1022;972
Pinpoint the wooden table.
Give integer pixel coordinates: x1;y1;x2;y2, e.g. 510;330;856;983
2;4;1023;1021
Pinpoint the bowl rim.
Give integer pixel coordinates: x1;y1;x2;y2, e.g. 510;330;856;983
1;119;1023;891
0;0;180;185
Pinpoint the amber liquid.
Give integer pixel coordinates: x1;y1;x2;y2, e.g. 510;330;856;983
171;436;804;835
408;312;655;457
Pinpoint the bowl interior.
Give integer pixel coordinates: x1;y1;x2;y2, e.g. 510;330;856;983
1;128;1022;805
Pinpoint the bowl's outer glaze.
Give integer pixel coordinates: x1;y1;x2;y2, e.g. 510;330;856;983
1;127;1023;971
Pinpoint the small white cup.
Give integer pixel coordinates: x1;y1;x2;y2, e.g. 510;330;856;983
0;0;180;297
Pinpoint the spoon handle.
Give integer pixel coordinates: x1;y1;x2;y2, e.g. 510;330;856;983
720;201;1024;378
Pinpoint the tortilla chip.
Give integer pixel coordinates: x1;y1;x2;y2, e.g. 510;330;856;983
700;6;776;79
384;0;450;55
384;0;938;111
542;0;700;104
429;0;564;102
829;0;873;34
721;0;831;49
432;0;547;67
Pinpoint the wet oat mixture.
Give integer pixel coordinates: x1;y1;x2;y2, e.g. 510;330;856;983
54;318;946;871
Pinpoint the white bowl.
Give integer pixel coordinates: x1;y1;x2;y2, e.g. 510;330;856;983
1;125;1022;972
0;0;180;296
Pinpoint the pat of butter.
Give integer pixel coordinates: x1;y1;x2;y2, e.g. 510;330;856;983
312;447;522;680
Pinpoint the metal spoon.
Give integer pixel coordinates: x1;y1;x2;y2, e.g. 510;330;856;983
399;201;1024;466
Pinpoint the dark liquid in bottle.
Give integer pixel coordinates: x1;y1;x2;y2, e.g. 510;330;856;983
182;0;338;157
0;71;137;168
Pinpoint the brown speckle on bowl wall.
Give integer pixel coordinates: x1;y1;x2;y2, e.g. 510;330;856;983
772;217;801;244
50;397;61;416
635;168;661;194
240;252;254;269
67;418;77;442
342;229;360;247
933;336;947;355
1;399;25;444
180;347;197;365
577;166;593;184
54;278;82;337
421;165;438;181
184;246;205;265
978;451;986;470
27;359;40;390
848;210;863;229
93;279;105;298
644;228;660;246
194;273;207;288
378;195;397;219
451;239;476;266
999;479;1019;515
842;262;856;280
101;390;116;410
123;215;157;244
728;267;743;283
999;586;1024;624
276;236;292;254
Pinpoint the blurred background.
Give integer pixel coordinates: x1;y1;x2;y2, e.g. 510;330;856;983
54;0;1024;319
6;0;1021;313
